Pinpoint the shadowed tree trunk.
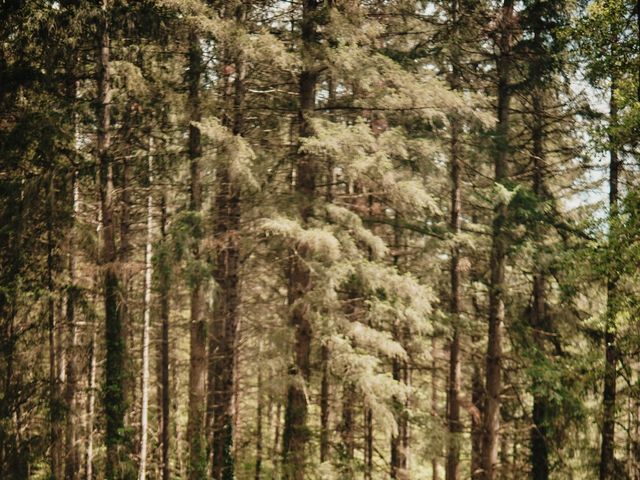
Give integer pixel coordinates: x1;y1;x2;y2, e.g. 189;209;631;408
137;145;153;480
446;1;463;473
64;62;80;478
470;268;484;480
186;27;207;480
364;407;373;480
86;311;98;480
320;343;330;464
255;345;263;480
600;77;620;480
64;172;80;480
97;2;128;477
210;6;247;479
159;191;170;480
431;338;439;480
482;2;514;478
530;89;550;480
281;2;321;479
48;171;63;480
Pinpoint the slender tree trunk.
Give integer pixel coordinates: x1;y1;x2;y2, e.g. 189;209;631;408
482;2;513;478
389;358;402;480
320;344;330;464
391;355;408;480
431;338;439;480
86;303;97;480
64;62;80;478
391;220;409;480
186;27;207;480
48;172;63;479
402;364;410;473
281;2;320;478
341;278;361;476
255;353;263;480
64;172;80;480
530;90;550;480
98;1;126;474
273;401;282;479
600;78;620;480
446;6;463;471
319;74;336;468
120;162;133;432
138;145;153;480
470;289;484;480
364;407;373;480
210;7;247;477
341;383;356;475
159;191;170;480
471;358;483;480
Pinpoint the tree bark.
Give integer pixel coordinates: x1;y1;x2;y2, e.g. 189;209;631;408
64;63;80;479
64;172;80;480
48;172;63;480
320;344;330;464
482;2;513;478
446;2;463;471
96;2;127;477
210;6;247;477
341;383;356;475
273;401;282;478
186;27;208;480
431;338;439;480
281;2;321;479
530;90;550;480
255;351;263;480
364;407;373;480
138;144;153;480
86;288;98;480
600;77;620;480
159;192;170;480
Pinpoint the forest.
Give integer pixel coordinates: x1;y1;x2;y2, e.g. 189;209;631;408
2;0;640;479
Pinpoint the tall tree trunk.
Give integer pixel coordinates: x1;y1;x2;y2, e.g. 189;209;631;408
138;145;153;480
320;344;330;464
341;383;356;475
364;407;373;480
446;2;463;470
273;401;282;478
391;220;409;480
391;355;409;480
600;78;620;480
120;161;133;431
64;172;80;480
431;338;439;480
158;191;170;480
402;364;410;473
186;28;207;480
64;61;80;478
255;350;263;480
210;7;247;478
319;73;336;468
48;172;63;479
86;295;98;480
482;2;513;478
96;3;127;476
281;2;320;478
470;278;484;480
530;90;550;480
